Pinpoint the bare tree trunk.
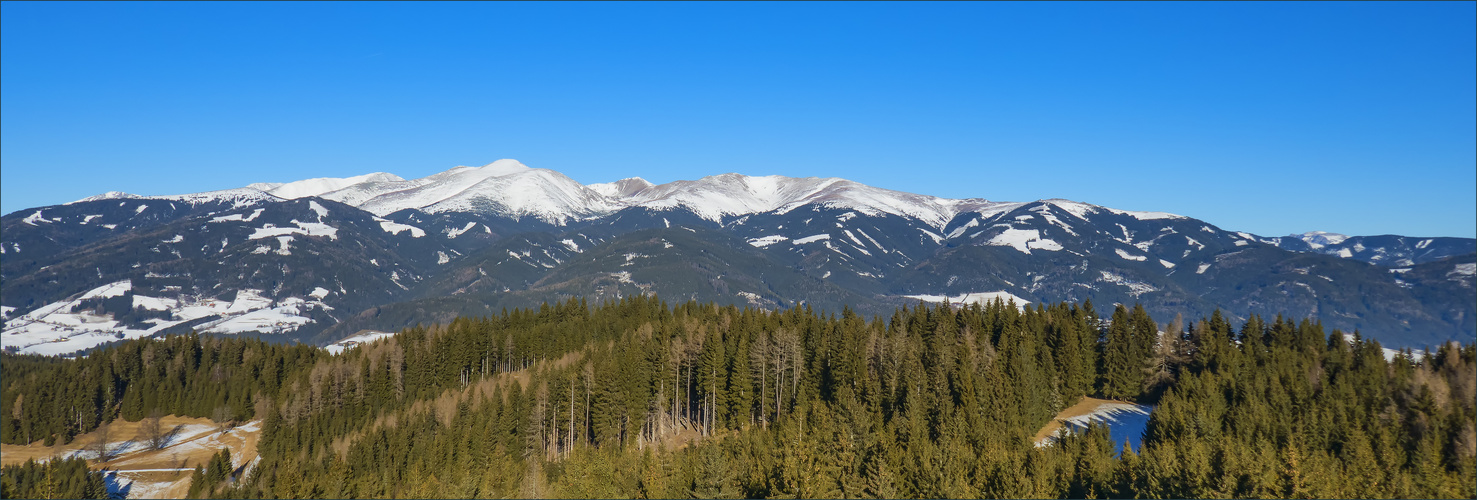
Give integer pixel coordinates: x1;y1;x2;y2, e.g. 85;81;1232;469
568;379;574;457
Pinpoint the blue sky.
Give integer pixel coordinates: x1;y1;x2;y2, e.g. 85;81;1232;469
3;2;1473;237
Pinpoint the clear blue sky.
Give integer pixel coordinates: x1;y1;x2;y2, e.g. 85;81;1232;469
3;2;1473;237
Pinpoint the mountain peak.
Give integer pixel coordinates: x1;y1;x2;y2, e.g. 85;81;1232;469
587;177;654;198
68;191;141;204
1295;231;1350;248
475;159;531;174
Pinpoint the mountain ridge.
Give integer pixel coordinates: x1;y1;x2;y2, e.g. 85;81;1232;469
5;159;1471;355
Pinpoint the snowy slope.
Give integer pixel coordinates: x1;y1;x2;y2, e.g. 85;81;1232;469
63;159;1198;232
615;173;991;228
251;172;405;200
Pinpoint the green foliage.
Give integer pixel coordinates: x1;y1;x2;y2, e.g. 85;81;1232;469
0;457;107;499
4;295;1473;498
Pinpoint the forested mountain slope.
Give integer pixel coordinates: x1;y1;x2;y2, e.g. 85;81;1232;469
4;160;1472;355
2;298;1473;498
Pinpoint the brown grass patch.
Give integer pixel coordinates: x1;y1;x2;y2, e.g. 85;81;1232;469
1032;396;1125;444
1;415;262;499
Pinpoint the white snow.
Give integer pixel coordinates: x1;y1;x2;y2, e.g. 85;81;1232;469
946;219;980;239
198;296;324;335
309;287;331;299
1453;263;1476;276
81;214;103;224
1159;259;1176;269
23;211;49;225
1295;231;1349;249
445;222;477;239
135;205;149;214
855;228;884;249
793;234;832;245
163;234;184;244
1;281;328;356
307;200;329;219
747;235;791;248
132;295;178;311
437;251;451;264
84;280;134;300
210;208;265;223
904;291;1030;310
246;220;337;241
1234;240;1249;247
1104;207;1184;221
1030;203;1079;236
67;191;141;204
324;330;397;355
260;172;405;200
1336;248;1353;258
1196;263;1212;274
561;239;581;251
987;229;1061;254
1115;248;1148;261
374;218;425;238
1098;271;1157;297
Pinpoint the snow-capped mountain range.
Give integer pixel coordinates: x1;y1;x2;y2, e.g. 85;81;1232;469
80;159;1071;229
4;159;1473;356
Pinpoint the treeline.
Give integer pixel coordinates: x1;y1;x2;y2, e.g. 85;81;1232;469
0;457;107;499
1;336;323;446
2;296;1473;498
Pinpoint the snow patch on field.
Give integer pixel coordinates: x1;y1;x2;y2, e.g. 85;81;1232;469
793;234;832;245
307;200;329;219
1105;208;1182;221
3;284;332;356
247;220;338;241
374;217;426;238
133;295;178;311
1098;271;1157;297
748;235;790;248
325;331;397;355
987;229;1061;254
197;297;326;335
1115;248;1147;261
903;291;1029;310
210;208;266;223
946;219;979;239
445;222;477;239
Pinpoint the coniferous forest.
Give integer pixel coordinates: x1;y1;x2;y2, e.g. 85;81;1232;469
3;297;1474;499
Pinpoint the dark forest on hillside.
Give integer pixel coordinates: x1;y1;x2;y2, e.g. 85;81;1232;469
3;297;1473;499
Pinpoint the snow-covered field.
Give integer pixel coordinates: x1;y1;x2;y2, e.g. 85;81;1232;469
904;291;1030;310
324;330;397;355
2;281;330;356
